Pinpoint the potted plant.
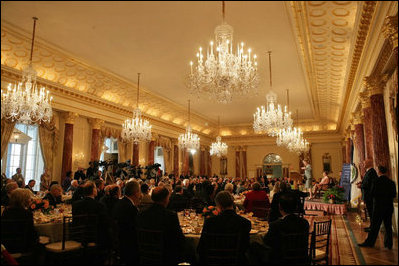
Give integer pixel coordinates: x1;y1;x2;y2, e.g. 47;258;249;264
323;185;345;204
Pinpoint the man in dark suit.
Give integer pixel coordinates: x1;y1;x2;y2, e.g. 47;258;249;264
198;191;251;264
43;184;63;207
263;192;310;264
136;186;186;265
112;180;141;264
72;181;110;251
360;159;378;232
359;166;396;249
168;185;189;212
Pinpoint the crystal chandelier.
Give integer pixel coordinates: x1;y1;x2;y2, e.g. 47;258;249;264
253;51;292;136
187;1;259;104
210;116;228;157
277;109;310;153
121;73;152;143
1;17;53;124
178;100;200;154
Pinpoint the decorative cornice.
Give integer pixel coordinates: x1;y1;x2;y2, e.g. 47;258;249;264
337;1;377;128
352;111;363;125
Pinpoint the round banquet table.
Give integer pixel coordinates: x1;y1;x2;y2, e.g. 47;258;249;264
35;222;64;243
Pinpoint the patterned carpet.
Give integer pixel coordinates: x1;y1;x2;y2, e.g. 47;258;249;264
305;214;359;265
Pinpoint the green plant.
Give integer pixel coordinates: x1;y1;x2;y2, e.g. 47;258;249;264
323;185;345;204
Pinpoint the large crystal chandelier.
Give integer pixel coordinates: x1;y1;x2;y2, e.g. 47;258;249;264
187;1;259;104
210;116;228;157
178;100;200;154
1;17;53;124
121;73;152;143
253;51;292;136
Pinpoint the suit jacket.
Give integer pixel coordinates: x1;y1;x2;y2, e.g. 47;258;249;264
263;214;309;264
72;197;110;247
371;175;396;211
136;203;186;265
43;193;62;207
198;209;251;264
361;168;378;201
243;190;270;213
1;207;38;253
168;193;189;212
112;197;139;262
99;195;120;217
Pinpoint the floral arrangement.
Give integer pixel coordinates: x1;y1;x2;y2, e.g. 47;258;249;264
323;185;345;204
202;206;220;219
30;198;54;214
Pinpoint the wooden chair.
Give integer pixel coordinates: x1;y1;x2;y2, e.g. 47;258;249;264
310;220;332;265
280;232;311;265
199;232;241;265
137;228;164;265
293;196;306;218
314;185;329;199
252;200;270;220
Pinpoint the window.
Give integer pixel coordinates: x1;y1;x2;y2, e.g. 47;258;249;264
4;124;44;191
154;147;164;171
100;137;119;162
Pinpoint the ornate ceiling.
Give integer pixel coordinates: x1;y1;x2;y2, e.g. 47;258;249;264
0;1;392;138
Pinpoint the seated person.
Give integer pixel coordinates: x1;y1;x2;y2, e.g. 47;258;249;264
311;171;330;199
1;188;39;253
243;182;270;213
24;180;37;194
67;179;79;194
198;191;251;265
1;181;19;206
224;183;235;195
43;184;63;207
136;187;186;265
168;185;189;212
99;184;121;216
140;183;153;205
263;192;310;264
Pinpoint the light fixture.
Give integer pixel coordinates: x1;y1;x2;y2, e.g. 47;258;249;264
253;51;292;136
277;109;310;153
187;1;259;104
210;116;228;157
121;73;152;143
1;17;53;124
178;100;200;154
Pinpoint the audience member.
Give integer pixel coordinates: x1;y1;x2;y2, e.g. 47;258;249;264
168;185;189;212
62;171;72;192
360;159;378;232
99;185;120;216
198;191;251;264
40;168;51;192
12;168;25;188
67;179;79;194
269;182;290;223
263;192;310;264
24;179;36;194
243;182;270;213
311;171;330;199
136;187;186;264
269;181;281;202
112;180;141;264
95;179;105;201
43;184;63;207
1;181;18;206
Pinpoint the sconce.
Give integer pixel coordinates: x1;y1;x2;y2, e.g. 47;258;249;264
74;152;85;167
13;132;21;142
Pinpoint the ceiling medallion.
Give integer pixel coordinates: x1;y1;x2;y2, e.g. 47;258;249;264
187;1;259;104
253;51;292;136
121;73;152;143
178;100;200;154
1;17;53;124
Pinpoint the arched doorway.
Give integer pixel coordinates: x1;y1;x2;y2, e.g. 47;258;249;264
263;153;283;178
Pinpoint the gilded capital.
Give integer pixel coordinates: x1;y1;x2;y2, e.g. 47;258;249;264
382;15;398;50
88;118;104;130
363;75;386;96
352;111;363;125
63;112;79;124
359;90;371;109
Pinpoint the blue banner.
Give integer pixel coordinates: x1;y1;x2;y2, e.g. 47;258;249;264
340;163;352;201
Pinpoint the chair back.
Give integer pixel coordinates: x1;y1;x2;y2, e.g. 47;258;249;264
200;232;241;265
1;218;31;253
310;219;332;263
252;200;270;220
189;197;206;214
293;196;306;218
137;228;164;265
280;232;310;265
69;214;100;248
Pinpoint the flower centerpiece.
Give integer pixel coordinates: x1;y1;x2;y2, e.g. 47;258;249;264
323;185;345;204
202;206;220;219
30;198;54;214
